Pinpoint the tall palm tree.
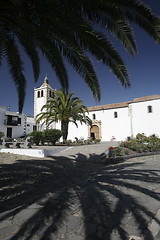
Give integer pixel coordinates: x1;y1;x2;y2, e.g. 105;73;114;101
36;90;92;141
0;0;160;113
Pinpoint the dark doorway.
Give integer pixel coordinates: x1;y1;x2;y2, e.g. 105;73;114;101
91;132;95;140
7;128;12;138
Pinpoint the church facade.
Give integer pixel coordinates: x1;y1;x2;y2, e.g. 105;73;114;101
1;76;160;141
34;77;160;142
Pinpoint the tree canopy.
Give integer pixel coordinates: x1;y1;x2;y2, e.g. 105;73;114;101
0;0;160;112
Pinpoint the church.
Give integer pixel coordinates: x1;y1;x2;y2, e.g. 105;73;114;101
0;76;160;141
34;76;160;142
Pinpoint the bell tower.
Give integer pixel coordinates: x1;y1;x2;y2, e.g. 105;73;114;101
34;76;55;119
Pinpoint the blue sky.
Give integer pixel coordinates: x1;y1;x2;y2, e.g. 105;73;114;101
0;0;160;116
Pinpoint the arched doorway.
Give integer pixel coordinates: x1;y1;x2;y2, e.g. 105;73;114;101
90;125;99;140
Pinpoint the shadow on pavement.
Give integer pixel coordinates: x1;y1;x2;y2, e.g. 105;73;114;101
0;153;160;240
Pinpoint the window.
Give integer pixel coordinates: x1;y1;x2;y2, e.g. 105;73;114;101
114;112;118;118
148;105;152;113
18;118;21;125
37;91;40;98
7;127;12;138
41;90;43;97
49;91;52;97
27;124;30;127
93;114;96;120
33;125;37;131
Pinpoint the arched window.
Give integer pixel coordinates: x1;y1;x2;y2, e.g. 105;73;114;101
41;90;43;97
114;112;118;118
148;105;152;113
37;91;40;98
93;114;96;120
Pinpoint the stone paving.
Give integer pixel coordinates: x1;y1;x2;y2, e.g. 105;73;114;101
0;142;160;240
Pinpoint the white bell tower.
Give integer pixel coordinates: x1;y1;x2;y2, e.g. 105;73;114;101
34;76;56;119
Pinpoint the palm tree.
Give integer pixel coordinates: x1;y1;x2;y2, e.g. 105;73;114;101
0;0;160;112
36;90;92;141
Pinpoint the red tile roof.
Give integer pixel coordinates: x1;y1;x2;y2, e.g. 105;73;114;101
88;101;131;111
88;95;160;112
133;95;160;103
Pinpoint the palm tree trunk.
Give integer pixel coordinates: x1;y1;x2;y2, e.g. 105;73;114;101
61;120;69;142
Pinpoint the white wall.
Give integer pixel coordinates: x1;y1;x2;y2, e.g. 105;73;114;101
26;116;36;135
0;107;6;136
0;109;26;138
11;115;26;138
67;122;88;141
65;107;131;141
34;94;47;119
131;99;160;137
88;107;131;141
34;84;54;119
0;107;38;139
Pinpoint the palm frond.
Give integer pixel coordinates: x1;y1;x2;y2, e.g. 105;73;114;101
113;0;160;42
0;0;160;112
16;30;40;82
4;37;26;113
59;43;101;101
36;33;69;92
52;17;130;88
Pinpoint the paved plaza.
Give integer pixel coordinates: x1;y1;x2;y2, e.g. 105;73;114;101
0;142;160;240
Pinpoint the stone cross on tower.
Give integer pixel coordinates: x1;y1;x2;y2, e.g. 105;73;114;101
34;76;55;119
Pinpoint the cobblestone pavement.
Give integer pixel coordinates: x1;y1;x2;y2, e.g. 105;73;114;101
0;142;160;240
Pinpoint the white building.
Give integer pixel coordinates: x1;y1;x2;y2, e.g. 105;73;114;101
66;95;160;141
34;75;56;130
1;76;160;141
33;77;160;142
0;106;37;139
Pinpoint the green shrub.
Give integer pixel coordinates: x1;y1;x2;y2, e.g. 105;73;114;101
131;144;143;153
141;144;150;152
148;143;160;152
29;131;44;145
85;139;93;144
77;140;83;144
120;133;160;154
94;138;101;144
136;133;147;143
43;129;62;145
115;147;122;156
63;139;72;145
120;139;137;149
147;134;160;145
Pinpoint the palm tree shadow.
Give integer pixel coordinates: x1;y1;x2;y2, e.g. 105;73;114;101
0;153;160;240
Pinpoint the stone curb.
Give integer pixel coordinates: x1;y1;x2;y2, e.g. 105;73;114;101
100;150;160;164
